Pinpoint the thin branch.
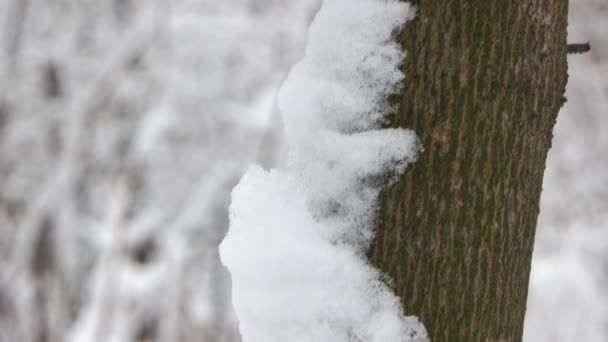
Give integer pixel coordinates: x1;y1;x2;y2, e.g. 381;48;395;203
567;43;591;54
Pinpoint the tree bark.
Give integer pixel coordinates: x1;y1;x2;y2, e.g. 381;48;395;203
370;1;568;341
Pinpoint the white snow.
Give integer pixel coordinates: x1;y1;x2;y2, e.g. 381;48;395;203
220;1;428;341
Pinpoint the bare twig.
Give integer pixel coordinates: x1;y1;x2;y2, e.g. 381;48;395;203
567;43;591;54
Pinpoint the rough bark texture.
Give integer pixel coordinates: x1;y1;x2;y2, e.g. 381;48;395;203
370;1;569;341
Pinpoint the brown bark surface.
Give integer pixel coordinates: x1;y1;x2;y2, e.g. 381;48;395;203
370;1;569;340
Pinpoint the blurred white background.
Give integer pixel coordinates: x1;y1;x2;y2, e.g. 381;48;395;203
0;1;319;341
0;0;605;341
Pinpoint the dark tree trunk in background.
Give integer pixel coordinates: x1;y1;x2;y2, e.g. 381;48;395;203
370;1;569;340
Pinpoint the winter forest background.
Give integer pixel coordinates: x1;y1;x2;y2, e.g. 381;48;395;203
0;0;606;341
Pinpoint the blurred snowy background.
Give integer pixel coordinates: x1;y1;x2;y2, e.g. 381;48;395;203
0;1;319;341
0;0;605;341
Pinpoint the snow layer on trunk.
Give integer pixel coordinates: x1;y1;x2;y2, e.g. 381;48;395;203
220;1;428;341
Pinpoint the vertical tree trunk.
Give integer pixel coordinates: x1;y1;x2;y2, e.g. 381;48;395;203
370;1;568;340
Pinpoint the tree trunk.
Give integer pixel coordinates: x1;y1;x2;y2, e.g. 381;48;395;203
369;1;568;340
